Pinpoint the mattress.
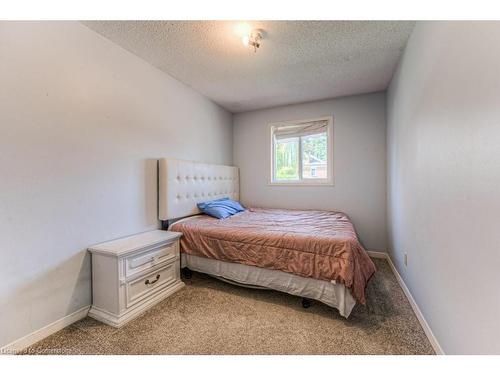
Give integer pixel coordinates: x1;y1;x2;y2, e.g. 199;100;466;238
170;208;376;304
181;253;357;318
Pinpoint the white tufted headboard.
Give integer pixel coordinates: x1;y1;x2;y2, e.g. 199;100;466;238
158;158;240;221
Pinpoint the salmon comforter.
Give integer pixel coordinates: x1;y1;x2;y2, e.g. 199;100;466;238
170;208;376;304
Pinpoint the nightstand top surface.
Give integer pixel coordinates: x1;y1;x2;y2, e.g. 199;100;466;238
89;230;182;256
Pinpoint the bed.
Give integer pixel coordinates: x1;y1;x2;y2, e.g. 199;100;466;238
158;158;376;318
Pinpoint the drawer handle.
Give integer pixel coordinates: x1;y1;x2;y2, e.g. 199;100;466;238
145;274;160;286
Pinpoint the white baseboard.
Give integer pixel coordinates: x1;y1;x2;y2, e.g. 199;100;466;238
0;305;90;354
368;251;444;355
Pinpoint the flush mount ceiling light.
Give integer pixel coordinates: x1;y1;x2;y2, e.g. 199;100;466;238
242;29;263;52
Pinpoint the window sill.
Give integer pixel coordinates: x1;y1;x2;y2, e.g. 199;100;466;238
268;181;334;187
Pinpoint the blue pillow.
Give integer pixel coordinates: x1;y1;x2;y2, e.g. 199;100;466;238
197;198;245;219
217;198;245;212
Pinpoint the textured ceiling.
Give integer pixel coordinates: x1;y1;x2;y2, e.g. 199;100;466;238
83;21;415;113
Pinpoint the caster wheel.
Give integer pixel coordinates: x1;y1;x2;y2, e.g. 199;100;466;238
182;267;192;279
301;298;312;309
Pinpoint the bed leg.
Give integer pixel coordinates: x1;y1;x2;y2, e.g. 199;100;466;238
301;298;312;309
181;267;192;279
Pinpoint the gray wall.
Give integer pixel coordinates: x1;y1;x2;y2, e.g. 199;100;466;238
233;92;387;251
387;21;500;354
0;22;232;347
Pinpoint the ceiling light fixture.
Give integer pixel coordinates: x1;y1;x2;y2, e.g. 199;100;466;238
242;29;263;53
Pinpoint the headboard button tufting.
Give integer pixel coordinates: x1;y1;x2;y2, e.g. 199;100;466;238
158;158;239;220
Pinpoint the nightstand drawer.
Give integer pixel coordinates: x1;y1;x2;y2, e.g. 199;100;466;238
124;241;178;278
126;262;177;308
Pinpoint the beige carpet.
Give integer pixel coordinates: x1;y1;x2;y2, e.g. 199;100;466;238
23;258;434;355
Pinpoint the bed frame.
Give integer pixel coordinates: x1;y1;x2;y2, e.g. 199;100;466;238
158;158;356;317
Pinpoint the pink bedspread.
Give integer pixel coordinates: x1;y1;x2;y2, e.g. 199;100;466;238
171;208;376;304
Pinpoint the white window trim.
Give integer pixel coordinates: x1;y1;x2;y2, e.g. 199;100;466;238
269;116;334;186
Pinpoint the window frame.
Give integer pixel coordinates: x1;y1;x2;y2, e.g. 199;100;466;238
269;116;334;186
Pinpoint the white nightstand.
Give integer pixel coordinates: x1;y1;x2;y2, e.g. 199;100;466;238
88;230;184;327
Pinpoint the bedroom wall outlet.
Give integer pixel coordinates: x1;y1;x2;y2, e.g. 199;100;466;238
404;253;408;267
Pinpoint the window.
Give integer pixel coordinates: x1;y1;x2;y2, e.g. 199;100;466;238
270;117;333;185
